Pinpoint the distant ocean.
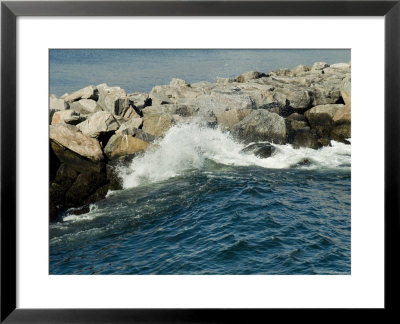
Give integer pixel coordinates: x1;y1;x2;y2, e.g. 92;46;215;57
49;49;351;275
49;49;350;96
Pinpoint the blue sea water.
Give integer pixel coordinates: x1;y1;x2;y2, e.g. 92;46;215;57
49;49;351;275
49;49;350;96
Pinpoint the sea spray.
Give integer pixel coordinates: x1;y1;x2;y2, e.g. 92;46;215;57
120;122;351;189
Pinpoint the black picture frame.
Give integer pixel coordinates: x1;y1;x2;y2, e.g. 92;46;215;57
1;1;399;322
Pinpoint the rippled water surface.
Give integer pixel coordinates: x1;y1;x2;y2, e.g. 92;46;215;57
50;124;351;275
49;49;350;96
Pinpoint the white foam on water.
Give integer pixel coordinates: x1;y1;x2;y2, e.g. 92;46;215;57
62;204;99;222
120;122;351;189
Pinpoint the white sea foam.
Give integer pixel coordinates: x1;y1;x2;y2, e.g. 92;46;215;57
120;122;351;189
62;204;99;222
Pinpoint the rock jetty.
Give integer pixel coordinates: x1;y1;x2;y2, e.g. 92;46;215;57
49;62;351;221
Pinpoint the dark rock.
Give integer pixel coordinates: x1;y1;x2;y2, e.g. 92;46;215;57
50;141;105;174
106;164;123;190
65;171;107;207
241;143;276;158
70;205;91;216
83;185;110;205
55;163;79;188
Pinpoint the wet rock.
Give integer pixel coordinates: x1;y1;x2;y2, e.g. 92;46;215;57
65;171;107;207
70;205;91;216
241;142;276;158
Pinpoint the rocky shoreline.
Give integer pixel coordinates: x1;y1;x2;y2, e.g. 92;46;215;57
49;61;351;222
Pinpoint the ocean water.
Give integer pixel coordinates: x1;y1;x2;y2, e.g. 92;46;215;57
49;123;351;275
49;49;351;275
49;49;350;96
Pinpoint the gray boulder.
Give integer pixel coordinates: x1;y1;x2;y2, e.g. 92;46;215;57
76;111;120;138
116;117;143;136
50;123;104;163
305;104;344;138
50;96;69;111
63;85;98;102
232;110;287;144
51;110;84;125
142;113;174;137
312;62;330;70
215;108;252;130
97;84;128;115
69;99;100;114
292;64;311;75
236;71;267;83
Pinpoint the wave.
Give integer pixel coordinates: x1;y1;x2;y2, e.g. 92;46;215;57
119;122;351;189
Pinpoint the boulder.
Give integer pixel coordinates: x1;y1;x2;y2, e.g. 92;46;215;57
170;78;190;87
134;129;157;143
330;63;351;70
289;127;320;149
331;105;351;142
232;110;287;144
241;143;276;158
269;68;292;77
215;109;252;130
292;64;311;75
304;104;344;138
76;111;120;138
104;134;150;159
190;91;255;116
310;83;342;106
63;85;98;102
142;113;174;137
69;99;100;114
97;84;128;115
215;77;235;84
312;62;330;70
49;96;68;110
272;88;312;111
51;110;83;125
340;75;351;106
65;171;107;206
128;92;152;109
236;71;267;83
55;163;79;188
50;123;104;163
122;106;141;120
116;117;143;136
142;104;197;117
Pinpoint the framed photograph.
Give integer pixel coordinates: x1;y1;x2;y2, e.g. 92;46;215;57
1;0;399;322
